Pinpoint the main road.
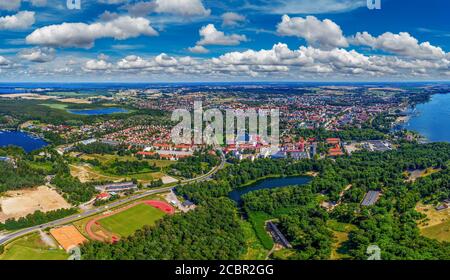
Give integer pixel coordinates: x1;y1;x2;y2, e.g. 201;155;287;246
0;150;225;246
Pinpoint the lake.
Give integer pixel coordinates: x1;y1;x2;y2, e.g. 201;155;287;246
0;131;48;152
68;108;129;115
402;93;450;142
229;176;312;204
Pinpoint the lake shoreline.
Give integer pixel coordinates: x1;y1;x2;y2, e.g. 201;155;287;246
400;92;450;143
0;130;48;152
229;175;312;204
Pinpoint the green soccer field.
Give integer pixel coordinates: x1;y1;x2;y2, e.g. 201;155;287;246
98;203;166;237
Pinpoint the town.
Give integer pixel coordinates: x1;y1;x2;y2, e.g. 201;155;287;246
0;83;449;262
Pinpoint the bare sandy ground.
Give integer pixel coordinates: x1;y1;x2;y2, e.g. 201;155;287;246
58;98;91;104
70;164;118;183
0;93;54;100
344;143;361;155
1;94;90;104
0;186;71;222
161;176;179;184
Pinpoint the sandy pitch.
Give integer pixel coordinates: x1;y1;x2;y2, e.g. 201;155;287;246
0;186;71;222
50;225;87;252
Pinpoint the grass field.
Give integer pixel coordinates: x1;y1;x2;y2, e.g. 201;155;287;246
72;195;164;235
70;164;119;182
70;163;166;184
247;211;274;250
98;203;166;237
42;103;69;110
79;153;174;168
421;220;450;242
272;249;297;260
70;153;174;184
327;220;358;260
417;203;450;242
0;233;68;260
27;161;53;172
240;220;268;260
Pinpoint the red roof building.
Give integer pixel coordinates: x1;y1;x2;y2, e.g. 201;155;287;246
328;144;344;157
96;193;111;200
326;138;341;145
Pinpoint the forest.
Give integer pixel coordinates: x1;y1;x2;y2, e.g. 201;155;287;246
81;198;245;260
0;147;61;193
74;142;125;154
0;161;45;192
100;159;160;175
51;174;97;205
168;151;220;179
81;142;450;260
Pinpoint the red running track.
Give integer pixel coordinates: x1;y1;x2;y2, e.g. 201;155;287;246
143;200;175;214
85;200;175;242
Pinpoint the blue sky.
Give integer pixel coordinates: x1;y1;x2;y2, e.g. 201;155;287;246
0;0;449;82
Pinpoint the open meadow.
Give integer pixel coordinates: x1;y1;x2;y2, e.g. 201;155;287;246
70;153;175;184
0;233;68;260
417;203;450;242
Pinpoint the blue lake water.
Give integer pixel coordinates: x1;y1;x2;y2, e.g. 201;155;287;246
403;93;450;142
68;108;129;115
229;176;311;204
0;131;48;152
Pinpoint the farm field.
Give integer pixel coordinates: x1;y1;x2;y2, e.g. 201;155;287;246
0;233;68;260
97;203;166;237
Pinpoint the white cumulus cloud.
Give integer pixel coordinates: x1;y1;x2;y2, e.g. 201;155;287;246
188;45;209;54
350;31;447;60
26;16;158;48
197;24;247;46
124;0;210;17
19;47;55;62
277;15;348;49
84;58;113;71
154;0;210;17
0;11;35;30
221;12;246;27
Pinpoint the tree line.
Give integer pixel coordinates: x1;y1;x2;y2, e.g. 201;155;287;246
0;208;78;231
